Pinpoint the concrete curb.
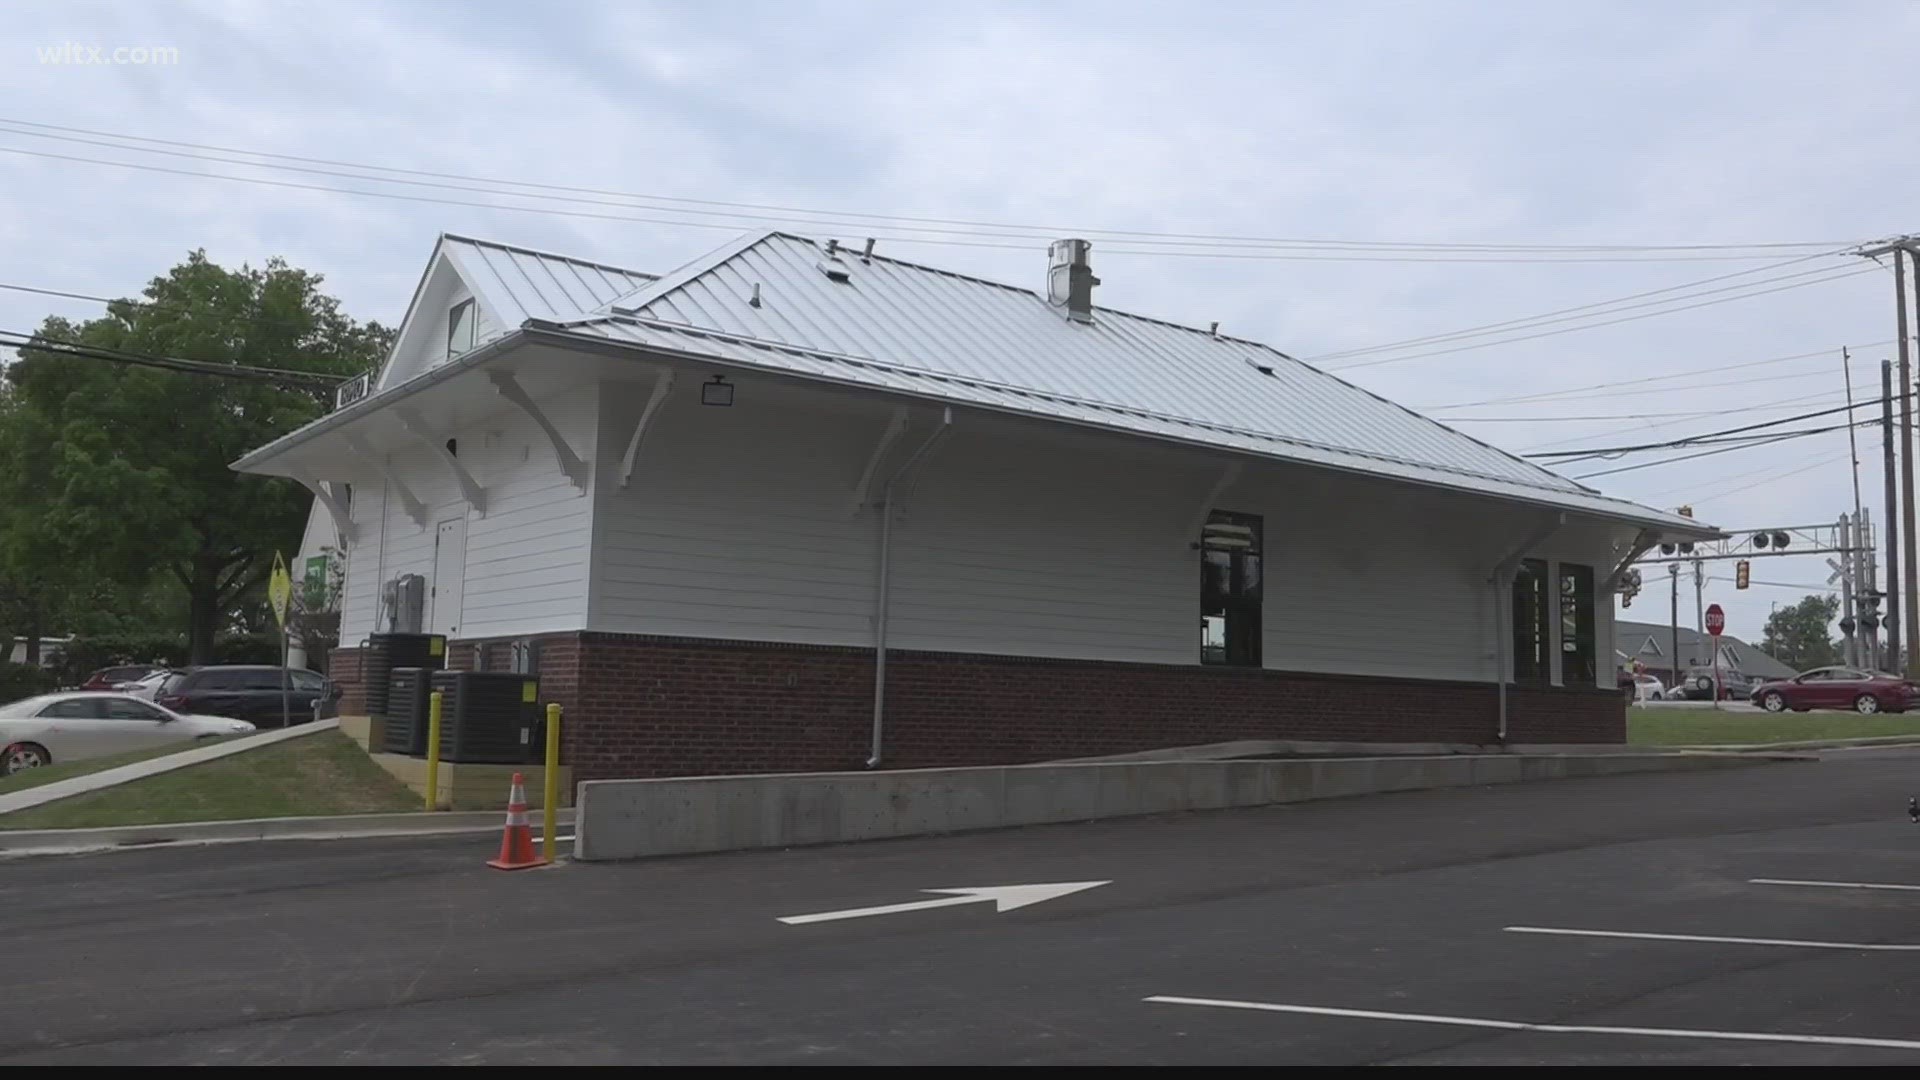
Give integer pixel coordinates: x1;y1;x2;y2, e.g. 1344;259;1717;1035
0;719;341;816
0;806;575;857
1677;734;1920;752
575;751;1780;862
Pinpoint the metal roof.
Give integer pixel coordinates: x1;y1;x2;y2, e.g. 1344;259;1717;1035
568;230;1703;533
440;234;656;325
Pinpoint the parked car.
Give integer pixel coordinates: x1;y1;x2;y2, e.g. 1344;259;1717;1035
1749;667;1915;714
1666;667;1756;701
0;692;256;775
78;664;164;691
155;666;336;728
1632;673;1667;702
116;669;179;700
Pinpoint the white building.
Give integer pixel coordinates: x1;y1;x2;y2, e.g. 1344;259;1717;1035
242;232;1715;781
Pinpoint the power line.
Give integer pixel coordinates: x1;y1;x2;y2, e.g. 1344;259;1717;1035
1423;342;1892;410
1573;426;1851;479
1533;395;1900;460
1517;388;1864;453
0;330;344;390
1326;264;1878;371
0;116;1859;256
1684;452;1854;507
0;139;1874;266
1307;249;1862;363
0;280;358;340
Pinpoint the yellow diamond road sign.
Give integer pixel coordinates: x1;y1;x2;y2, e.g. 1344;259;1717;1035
268;552;292;627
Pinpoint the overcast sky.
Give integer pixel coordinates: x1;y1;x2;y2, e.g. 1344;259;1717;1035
4;0;1918;643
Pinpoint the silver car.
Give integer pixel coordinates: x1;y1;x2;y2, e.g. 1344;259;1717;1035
0;692;256;775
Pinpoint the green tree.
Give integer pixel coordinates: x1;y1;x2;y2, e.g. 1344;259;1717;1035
4;252;391;663
1759;593;1841;671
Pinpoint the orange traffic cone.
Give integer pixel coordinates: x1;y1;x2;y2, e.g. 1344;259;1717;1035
486;773;545;870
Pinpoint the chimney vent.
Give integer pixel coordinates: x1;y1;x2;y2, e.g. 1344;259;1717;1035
1046;239;1099;324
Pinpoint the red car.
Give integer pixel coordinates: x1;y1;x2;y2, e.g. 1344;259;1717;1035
1749;667;1914;714
77;664;163;691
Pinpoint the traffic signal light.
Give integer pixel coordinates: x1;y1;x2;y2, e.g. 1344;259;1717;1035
1735;559;1751;590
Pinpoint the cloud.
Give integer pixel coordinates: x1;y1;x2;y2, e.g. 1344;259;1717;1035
2;0;1915;638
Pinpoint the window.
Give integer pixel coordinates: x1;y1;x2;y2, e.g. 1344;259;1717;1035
447;299;476;359
241;669;287;690
37;698;103;719
1559;563;1597;685
291;671;324;693
1200;511;1262;666
193;670;246;691
103;698;166;721
1511;558;1549;684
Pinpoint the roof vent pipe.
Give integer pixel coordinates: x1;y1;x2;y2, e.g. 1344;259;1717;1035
1047;239;1099;324
862;237;876;262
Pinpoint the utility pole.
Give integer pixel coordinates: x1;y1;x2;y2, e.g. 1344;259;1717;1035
1843;345;1867;556
1669;562;1681;690
1883;358;1903;670
1864;240;1920;674
1839;513;1857;666
1692;556;1705;681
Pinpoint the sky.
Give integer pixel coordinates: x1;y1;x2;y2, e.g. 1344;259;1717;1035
3;0;1918;643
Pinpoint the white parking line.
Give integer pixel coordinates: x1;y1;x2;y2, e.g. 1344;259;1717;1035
1506;926;1920;951
1751;877;1920;893
1143;996;1920;1052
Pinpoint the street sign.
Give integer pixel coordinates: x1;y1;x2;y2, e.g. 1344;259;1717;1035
1705;603;1725;637
268;551;292;627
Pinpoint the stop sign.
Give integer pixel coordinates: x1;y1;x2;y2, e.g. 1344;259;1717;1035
1705;603;1726;637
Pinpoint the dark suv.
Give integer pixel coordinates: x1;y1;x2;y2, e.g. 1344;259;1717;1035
156;666;336;728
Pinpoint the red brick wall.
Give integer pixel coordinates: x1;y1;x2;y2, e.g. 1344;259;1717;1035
526;633;1625;783
327;647;367;715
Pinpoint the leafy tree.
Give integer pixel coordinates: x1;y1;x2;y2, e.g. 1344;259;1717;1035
1760;593;1841;671
4;252;391;663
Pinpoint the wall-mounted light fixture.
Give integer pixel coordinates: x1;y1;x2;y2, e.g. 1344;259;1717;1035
701;375;735;407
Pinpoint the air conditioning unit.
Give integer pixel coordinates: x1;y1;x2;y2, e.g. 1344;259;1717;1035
380;667;433;755
430;670;540;764
362;632;446;725
380;574;426;633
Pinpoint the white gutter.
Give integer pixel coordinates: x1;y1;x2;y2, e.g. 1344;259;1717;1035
868;407;953;769
1491;513;1564;743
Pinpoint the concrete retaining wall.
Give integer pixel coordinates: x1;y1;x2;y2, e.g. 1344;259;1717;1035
574;752;1768;862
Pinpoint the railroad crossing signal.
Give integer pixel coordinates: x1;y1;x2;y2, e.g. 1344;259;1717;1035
1735;560;1750;590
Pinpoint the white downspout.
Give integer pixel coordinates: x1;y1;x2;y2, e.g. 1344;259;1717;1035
1491;513;1564;743
868;408;953;769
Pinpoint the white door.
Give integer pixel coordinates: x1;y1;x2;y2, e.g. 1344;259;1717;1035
430;516;468;638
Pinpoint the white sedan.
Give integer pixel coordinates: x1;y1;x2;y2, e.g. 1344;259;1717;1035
0;693;256;776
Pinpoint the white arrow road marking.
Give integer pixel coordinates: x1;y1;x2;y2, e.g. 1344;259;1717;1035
1752;877;1920;893
1506;925;1920;951
1144;996;1920;1052
777;881;1110;926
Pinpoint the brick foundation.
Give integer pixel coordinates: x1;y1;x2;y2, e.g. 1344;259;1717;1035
330;635;1625;783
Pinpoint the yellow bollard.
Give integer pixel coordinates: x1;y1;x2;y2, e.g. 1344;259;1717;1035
542;702;561;862
425;690;443;812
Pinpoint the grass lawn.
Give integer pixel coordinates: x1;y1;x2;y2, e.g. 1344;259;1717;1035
0;737;240;794
1629;706;1920;746
0;730;420;830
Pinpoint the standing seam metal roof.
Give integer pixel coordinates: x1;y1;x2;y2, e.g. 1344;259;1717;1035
440;233;657;325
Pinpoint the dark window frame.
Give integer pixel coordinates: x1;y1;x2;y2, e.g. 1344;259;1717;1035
1511;558;1550;686
1200;510;1263;668
1559;562;1597;686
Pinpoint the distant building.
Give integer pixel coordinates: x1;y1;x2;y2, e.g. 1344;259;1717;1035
1614;618;1795;682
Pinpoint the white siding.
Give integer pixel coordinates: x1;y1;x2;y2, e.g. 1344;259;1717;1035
590;378;882;643
459;384;597;638
582;371;1628;686
337;384;597;643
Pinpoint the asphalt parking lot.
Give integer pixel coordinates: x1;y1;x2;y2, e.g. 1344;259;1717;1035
4;748;1919;1065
